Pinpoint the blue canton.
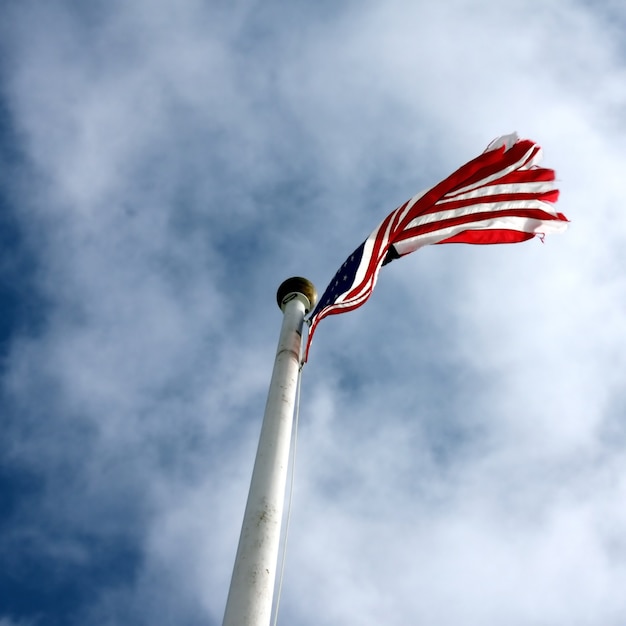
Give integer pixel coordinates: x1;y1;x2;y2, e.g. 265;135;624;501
309;241;366;319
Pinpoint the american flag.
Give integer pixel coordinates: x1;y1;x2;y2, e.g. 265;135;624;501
304;133;568;362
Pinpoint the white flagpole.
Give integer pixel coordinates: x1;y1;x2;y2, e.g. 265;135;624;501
222;277;317;626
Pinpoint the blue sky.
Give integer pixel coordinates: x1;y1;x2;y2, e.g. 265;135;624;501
1;0;626;624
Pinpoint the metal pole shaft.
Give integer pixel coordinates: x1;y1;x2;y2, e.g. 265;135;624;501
222;278;316;626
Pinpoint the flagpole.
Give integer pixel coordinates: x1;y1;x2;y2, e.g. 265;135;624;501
222;277;317;626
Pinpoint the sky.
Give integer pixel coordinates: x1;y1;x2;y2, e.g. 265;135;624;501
1;0;626;624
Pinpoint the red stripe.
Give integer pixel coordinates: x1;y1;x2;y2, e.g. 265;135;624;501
343;211;398;301
443;170;557;199
396;148;539;229
482;168;556;186
446;141;538;192
395;147;511;230
437;229;535;245
427;189;560;212
396;207;564;242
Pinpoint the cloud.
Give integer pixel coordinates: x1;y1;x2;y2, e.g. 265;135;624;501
1;0;625;624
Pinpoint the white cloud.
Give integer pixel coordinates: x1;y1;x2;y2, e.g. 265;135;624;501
1;0;625;624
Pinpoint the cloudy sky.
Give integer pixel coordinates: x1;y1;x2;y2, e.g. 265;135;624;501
1;0;626;624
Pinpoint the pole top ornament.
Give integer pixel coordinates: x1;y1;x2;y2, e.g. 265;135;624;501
276;277;317;313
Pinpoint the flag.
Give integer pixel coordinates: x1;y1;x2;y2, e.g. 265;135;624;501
304;133;568;362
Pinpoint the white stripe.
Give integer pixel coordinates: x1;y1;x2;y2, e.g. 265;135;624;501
394;215;568;255
345;240;375;300
449;144;542;197
399;188;428;219
333;251;386;309
440;181;554;203
350;222;390;287
388;142;545;221
405;199;560;230
484;133;519;152
335;216;392;305
334;272;380;310
332;286;375;311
